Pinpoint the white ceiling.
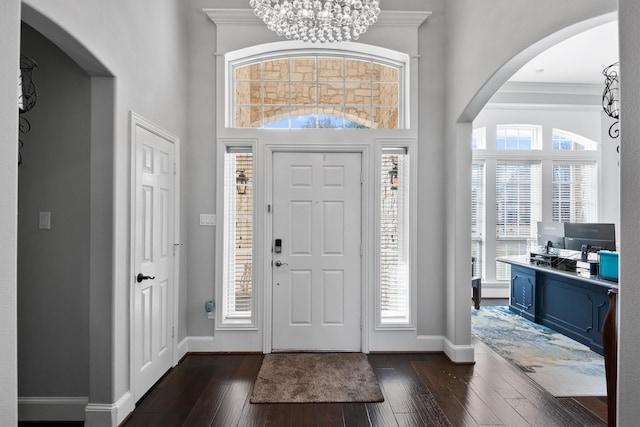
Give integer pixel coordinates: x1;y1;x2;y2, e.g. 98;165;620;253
509;21;619;85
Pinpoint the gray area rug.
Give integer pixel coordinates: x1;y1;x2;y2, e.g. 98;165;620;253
472;306;606;397
250;352;384;403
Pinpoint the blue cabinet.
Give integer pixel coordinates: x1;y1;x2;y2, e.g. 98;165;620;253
509;265;536;321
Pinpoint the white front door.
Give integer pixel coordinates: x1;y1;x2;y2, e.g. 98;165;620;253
272;152;362;351
132;122;175;401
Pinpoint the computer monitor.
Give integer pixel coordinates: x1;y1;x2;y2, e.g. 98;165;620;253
563;223;616;251
537;221;565;251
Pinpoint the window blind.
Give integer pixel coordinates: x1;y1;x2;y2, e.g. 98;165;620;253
495;162;541;280
223;152;253;321
552;162;597;223
471;162;485;277
380;150;410;324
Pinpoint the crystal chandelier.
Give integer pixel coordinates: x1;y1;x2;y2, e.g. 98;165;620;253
249;0;381;43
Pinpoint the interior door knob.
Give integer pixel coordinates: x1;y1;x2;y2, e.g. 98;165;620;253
136;273;156;283
274;260;288;267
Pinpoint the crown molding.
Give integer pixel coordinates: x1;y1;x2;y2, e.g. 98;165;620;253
498;81;603;96
204;8;430;28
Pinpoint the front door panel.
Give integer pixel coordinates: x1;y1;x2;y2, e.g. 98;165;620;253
272;152;362;351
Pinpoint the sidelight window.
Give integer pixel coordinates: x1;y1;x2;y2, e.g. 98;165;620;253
221;148;254;325
379;148;411;326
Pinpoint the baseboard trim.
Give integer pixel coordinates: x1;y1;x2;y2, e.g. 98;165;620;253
85;391;132;427
18;396;88;421
443;338;475;363
177;336;189;363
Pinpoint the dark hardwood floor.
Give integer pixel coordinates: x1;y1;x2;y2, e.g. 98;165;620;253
121;339;607;426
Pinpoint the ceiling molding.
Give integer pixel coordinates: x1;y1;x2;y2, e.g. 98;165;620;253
204;8;430;28
498;81;603;96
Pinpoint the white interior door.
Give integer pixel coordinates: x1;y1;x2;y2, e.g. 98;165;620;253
272;152;362;351
133;124;175;401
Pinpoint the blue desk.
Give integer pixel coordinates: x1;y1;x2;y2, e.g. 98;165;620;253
497;256;618;355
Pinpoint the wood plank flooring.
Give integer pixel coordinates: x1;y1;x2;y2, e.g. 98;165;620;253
121;339;607;427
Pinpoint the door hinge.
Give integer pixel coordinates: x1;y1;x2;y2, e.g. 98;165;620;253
267;204;272;213
172;326;175;339
173;243;183;256
174;162;177;175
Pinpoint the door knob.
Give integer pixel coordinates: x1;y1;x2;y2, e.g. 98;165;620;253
274;260;288;267
136;273;156;283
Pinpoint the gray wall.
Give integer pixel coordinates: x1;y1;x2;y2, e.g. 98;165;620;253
18;23;91;397
0;0;20;423
618;0;640;423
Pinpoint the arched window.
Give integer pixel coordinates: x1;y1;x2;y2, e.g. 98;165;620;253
226;44;408;129
552;129;598;151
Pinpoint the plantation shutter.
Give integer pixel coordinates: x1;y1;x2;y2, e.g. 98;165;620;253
380;148;410;324
223;149;253;321
495;162;541;280
471;162;485;276
552;162;597;223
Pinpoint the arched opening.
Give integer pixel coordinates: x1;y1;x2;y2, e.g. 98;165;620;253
18;4;116;421
454;8;618;413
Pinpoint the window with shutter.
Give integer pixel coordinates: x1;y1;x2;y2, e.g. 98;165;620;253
552;162;597;223
471;162;485;277
379;149;411;325
495;162;541;280
472;122;600;284
222;149;254;324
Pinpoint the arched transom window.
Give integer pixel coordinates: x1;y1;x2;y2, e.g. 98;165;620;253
230;52;405;129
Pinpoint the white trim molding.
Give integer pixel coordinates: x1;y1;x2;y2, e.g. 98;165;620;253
204;9;430;29
18;396;88;422
85;392;133;427
443;339;476;364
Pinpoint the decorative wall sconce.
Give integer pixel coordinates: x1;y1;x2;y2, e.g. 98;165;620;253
388;163;398;190
18;55;38;165
602;62;619;139
236;169;248;195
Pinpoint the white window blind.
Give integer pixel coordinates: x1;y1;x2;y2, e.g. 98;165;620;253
471;162;485;276
552;162;597;223
222;150;253;322
380;150;410;325
495;162;541;280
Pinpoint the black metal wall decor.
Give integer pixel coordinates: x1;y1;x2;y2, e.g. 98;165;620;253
602;62;619;140
18;55;38;165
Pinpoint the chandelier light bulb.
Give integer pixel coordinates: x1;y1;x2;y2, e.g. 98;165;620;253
251;0;381;43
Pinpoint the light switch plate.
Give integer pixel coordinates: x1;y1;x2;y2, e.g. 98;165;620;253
39;211;51;230
199;213;216;226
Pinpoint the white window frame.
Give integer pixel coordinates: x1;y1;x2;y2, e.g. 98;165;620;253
496;124;542;150
224;41;411;130
552;161;598;223
552;128;599;151
473;124;600;284
376;143;416;330
217;141;258;330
